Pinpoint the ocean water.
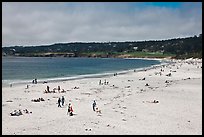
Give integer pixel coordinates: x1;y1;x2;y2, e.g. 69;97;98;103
2;57;162;86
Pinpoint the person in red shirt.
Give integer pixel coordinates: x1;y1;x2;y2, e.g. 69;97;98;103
67;103;74;116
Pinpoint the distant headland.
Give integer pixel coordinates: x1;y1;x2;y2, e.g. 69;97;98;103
2;34;202;59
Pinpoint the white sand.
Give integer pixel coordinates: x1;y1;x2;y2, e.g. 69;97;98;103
2;58;202;135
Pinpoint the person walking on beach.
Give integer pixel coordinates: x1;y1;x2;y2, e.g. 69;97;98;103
58;98;61;107
92;100;96;111
61;96;65;106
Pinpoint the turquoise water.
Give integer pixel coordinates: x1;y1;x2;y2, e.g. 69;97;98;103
2;57;161;86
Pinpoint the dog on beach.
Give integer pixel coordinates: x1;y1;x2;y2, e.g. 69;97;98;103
95;107;102;114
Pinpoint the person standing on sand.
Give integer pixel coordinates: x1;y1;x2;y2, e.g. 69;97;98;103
58;98;61;107
58;86;61;93
67;103;71;115
92;100;96;111
35;78;37;84
47;86;50;93
62;96;65;106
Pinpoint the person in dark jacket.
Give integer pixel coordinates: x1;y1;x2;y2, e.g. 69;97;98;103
58;98;61;107
92;100;96;111
61;96;65;106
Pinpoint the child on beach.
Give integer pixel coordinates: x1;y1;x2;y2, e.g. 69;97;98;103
67;103;73;116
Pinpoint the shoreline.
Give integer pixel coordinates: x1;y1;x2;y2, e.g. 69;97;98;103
2;57;167;88
2;58;202;135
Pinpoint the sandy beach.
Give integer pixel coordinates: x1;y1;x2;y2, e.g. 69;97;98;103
2;58;202;135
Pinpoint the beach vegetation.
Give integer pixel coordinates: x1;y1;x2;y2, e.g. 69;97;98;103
2;34;202;59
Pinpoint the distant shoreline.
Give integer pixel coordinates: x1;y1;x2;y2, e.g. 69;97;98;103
2;57;169;88
2;54;174;59
2;34;202;59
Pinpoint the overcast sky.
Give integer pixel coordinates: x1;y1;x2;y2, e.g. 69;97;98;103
2;2;202;47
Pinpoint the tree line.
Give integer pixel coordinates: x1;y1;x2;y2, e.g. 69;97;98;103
2;34;202;59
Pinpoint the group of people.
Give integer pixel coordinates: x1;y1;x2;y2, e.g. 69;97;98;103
57;98;99;116
57;96;65;107
45;85;63;93
32;79;38;84
44;86;53;93
57;96;74;116
99;79;109;85
113;73;118;76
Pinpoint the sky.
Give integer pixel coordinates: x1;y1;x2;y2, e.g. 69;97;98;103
2;2;202;47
